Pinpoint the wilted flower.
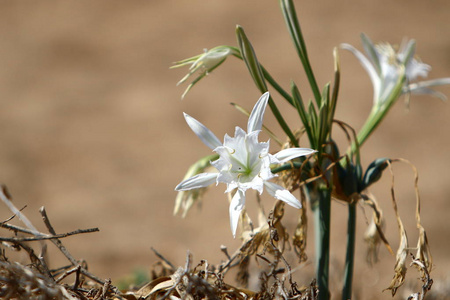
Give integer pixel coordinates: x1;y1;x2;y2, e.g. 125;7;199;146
341;33;450;108
172;46;238;99
175;92;316;237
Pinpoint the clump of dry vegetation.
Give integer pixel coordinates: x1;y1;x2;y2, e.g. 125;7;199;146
0;183;321;300
0;184;118;299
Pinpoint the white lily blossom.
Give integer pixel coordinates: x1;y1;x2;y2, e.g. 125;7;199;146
341;33;450;107
175;92;316;237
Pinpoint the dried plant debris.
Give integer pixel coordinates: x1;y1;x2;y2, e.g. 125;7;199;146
0;184;120;300
0;261;68;299
362;193;391;265
379;160;433;297
124;250;318;300
0;182;319;300
125;206;319;300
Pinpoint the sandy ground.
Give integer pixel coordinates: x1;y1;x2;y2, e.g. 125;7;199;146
0;1;449;298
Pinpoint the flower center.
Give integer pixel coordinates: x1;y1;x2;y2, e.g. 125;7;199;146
229;149;261;182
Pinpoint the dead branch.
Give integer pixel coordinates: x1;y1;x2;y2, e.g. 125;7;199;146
151;246;175;270
0;228;100;242
40;206;80;266
1;205;27;224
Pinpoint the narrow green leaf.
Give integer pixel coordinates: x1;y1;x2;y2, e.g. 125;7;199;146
318;84;330;148
236;25;267;92
267;95;299;147
329;48;340;133
308;100;318;142
236;25;298;147
279;0;321;105
261;66;294;106
279;0;304;58
291;82;314;147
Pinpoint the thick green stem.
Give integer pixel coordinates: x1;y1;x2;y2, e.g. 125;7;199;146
342;202;356;300
312;186;331;300
351;107;379;154
349;76;405;156
271;161;302;174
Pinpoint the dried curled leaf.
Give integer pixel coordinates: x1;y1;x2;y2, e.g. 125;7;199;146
240;201;288;258
130;276;176;300
362;193;393;260
386;220;408;296
293;188;308;262
364;214;385;265
406;255;433;300
410;157;433;274
385;160;409;296
415;226;432;274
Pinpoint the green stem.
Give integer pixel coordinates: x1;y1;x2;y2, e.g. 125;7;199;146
271;161;302;174
349;102;394;157
351;107;379;154
342;202;356;300
311;186;331;300
349;75;405;156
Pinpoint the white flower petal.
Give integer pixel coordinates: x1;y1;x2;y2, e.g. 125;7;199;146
407;78;450;90
264;182;302;209
229;190;246;238
398;39;416;66
341;43;381;99
183;113;222;150
224;181;238;193
247;92;269;133
360;33;382;73
175;173;218;191
406;59;431;81
274;148;317;163
405;86;447;101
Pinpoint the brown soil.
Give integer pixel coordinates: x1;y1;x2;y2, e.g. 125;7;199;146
0;1;449;298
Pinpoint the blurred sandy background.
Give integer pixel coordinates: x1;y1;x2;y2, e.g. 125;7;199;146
0;0;449;298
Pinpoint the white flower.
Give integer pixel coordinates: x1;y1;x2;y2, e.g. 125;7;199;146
341;33;450;107
172;47;236;99
175;92;316;237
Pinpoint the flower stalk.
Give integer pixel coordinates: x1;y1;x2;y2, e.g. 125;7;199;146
342;201;357;300
311;185;331;300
